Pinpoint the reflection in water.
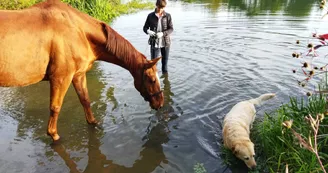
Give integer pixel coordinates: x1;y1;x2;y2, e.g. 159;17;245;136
181;0;317;17
51;74;181;173
52;125;167;173
146;74;182;138
153;74;180;122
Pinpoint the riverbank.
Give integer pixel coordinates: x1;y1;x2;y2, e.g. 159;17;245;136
0;0;152;22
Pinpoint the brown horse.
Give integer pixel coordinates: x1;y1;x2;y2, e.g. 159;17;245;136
0;0;164;141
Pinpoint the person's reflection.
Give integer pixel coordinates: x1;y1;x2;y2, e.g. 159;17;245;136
145;74;179;138
155;74;180;122
162;73;174;105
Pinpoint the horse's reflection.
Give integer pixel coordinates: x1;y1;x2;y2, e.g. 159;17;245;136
51;123;168;172
51;74;179;173
145;74;180;138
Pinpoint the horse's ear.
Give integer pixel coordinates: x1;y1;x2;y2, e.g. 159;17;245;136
144;57;161;69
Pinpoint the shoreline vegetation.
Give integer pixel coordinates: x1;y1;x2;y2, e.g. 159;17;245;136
253;94;328;172
0;0;153;23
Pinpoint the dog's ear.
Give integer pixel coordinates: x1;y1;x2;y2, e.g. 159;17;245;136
232;144;240;155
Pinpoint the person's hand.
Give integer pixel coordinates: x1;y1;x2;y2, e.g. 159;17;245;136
147;29;156;36
156;32;163;38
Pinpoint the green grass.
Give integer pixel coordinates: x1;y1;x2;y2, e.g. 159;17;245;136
0;0;42;10
0;0;153;22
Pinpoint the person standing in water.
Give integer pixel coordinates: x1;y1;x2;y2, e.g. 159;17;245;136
143;0;173;74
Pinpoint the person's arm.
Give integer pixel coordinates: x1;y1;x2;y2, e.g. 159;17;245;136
163;13;173;36
143;14;156;36
143;14;150;34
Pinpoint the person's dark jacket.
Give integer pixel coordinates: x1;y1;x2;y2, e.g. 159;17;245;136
143;9;173;47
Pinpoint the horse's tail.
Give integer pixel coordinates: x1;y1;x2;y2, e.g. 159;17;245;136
248;93;275;106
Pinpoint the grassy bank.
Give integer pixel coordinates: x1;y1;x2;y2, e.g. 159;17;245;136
0;0;152;22
253;94;328;172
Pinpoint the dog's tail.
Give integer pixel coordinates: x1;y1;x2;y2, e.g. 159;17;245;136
248;93;275;105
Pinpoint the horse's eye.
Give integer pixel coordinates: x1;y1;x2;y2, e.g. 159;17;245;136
253;154;255;157
244;157;249;160
150;78;156;83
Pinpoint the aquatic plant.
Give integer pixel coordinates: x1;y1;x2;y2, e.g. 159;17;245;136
193;162;207;173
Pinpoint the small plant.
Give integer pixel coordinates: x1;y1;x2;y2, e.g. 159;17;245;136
193;162;207;173
282;114;327;173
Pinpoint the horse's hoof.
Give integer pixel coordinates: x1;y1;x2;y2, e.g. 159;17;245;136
87;119;98;125
52;134;60;141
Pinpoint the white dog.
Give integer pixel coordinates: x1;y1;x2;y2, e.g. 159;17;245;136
223;93;275;169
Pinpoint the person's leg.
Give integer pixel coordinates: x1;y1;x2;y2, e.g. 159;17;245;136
161;46;170;73
150;46;161;60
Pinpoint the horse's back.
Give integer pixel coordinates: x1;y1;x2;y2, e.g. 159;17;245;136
0;1;81;87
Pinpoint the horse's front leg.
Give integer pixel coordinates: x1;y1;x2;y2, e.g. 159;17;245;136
48;76;73;141
72;73;98;124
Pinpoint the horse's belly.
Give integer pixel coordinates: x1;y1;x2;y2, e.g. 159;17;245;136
0;54;49;87
0;34;50;87
0;69;46;87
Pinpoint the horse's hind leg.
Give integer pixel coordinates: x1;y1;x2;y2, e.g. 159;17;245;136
48;76;73;141
72;74;98;124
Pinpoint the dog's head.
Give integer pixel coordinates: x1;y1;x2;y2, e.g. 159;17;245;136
232;141;256;169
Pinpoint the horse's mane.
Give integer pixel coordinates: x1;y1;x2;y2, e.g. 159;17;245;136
103;24;145;67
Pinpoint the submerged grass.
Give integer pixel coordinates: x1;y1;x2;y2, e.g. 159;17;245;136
0;0;153;22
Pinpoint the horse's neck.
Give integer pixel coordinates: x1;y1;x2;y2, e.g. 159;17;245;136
99;50;143;75
93;39;144;77
55;3;143;76
93;24;144;76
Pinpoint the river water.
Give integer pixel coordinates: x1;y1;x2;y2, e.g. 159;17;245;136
0;0;327;172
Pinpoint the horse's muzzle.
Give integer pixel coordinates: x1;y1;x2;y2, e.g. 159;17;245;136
145;90;164;110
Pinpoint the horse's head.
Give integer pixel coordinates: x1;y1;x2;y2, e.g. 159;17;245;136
99;23;163;109
134;57;164;110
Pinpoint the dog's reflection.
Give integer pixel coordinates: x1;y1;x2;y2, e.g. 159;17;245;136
51;74;180;173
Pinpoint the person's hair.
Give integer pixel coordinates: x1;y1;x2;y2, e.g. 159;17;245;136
156;0;166;8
